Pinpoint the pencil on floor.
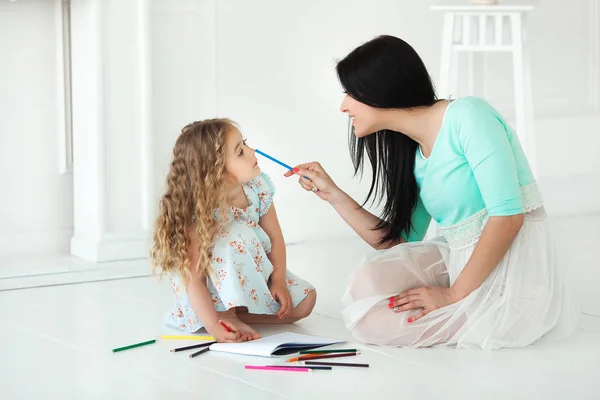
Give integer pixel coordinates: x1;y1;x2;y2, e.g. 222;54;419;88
245;366;311;372
302;361;369;368
189;347;210;358
265;365;332;371
171;341;216;352
111;339;156;353
160;335;214;340
289;352;358;362
298;348;358;354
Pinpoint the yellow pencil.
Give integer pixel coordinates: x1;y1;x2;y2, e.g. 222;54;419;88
159;335;215;340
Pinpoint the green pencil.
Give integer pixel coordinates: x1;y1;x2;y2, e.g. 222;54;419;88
112;339;156;353
298;348;358;355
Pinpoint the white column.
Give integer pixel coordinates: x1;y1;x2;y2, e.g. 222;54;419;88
69;0;219;262
70;0;151;262
138;0;154;231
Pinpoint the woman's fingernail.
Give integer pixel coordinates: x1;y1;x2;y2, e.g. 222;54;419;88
407;318;413;323
293;168;299;173
388;303;393;308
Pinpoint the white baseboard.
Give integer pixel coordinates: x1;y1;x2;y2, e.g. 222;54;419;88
0;256;152;291
71;231;151;262
0;228;72;257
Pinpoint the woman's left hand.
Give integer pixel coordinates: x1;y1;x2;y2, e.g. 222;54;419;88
389;286;461;322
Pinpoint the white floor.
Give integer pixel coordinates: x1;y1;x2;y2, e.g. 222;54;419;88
1;213;600;399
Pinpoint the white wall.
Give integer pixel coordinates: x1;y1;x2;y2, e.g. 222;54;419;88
150;0;218;195
0;0;73;258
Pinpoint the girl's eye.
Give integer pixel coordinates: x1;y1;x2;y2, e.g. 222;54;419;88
239;138;247;156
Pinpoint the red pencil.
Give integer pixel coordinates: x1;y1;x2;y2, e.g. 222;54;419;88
219;320;232;333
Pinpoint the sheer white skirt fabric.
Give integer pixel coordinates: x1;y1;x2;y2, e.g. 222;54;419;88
341;186;580;349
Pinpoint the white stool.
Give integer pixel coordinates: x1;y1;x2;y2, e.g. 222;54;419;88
430;3;537;177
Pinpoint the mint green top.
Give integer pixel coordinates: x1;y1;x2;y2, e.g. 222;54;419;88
404;96;535;242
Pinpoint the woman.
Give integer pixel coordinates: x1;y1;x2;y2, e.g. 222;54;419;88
285;35;579;349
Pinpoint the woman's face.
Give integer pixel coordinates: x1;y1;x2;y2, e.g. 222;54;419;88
339;94;380;137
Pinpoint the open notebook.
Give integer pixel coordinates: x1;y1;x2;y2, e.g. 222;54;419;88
209;332;344;357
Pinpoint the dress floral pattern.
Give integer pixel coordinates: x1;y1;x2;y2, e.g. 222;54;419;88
164;172;314;332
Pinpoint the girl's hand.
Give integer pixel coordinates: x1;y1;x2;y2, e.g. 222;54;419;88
208;319;250;343
269;278;293;319
389;286;460;322
284;162;341;203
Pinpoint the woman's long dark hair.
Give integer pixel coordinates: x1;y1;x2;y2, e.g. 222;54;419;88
336;35;438;246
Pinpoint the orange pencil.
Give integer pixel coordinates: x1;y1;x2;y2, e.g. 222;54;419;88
287;353;320;363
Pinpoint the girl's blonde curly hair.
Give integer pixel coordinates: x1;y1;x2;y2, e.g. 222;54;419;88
151;118;236;285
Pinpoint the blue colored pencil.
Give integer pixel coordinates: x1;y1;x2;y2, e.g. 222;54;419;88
255;149;294;170
255;149;310;181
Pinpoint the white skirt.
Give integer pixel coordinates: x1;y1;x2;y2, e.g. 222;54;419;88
341;208;580;349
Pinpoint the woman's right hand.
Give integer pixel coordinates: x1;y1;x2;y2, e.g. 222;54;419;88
283;162;341;202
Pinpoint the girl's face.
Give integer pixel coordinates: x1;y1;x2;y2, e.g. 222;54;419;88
224;127;260;184
339;94;381;137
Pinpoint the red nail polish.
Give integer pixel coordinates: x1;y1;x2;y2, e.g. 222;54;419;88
293;168;299;173
388;303;393;308
407;318;413;323
389;297;394;302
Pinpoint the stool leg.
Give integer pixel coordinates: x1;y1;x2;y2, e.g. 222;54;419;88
523;41;538;177
467;53;475;96
438;12;455;98
511;14;530;162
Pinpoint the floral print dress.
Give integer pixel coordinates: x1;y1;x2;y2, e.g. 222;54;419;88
164;172;315;332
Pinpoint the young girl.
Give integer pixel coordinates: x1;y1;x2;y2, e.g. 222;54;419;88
151;119;317;343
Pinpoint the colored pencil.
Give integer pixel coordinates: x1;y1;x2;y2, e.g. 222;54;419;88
160;335;214;340
219;320;232;333
189;347;210;358
302;361;369;368
170;341;216;352
298;348;358;354
266;365;332;371
245;365;311;372
255;149;311;180
112;339;156;353
286;353;318;362
255;149;294;170
289;352;358;362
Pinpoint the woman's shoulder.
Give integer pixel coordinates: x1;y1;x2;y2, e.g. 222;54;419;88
447;96;498;118
445;96;505;140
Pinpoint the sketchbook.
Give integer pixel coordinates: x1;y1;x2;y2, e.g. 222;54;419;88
209;332;344;357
